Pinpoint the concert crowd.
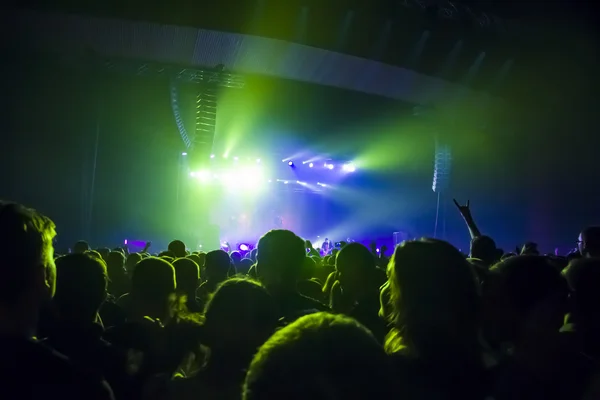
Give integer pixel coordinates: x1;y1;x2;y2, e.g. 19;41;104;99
1;198;600;400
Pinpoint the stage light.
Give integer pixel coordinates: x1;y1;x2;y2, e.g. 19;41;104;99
234;157;239;161
210;154;215;158
326;164;334;170
309;163;313;168
189;172;197;177
196;170;211;182
181;152;187;156
256;158;261;163
220;172;234;186
284;181;289;184
288;161;294;166
223;154;228;159
239;243;250;251
342;163;356;172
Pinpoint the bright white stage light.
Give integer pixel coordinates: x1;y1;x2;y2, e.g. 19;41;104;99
190;170;211;181
342;163;356;172
325;164;334;170
196;170;211;182
309;163;314;168
210;154;215;158
181;152;187;156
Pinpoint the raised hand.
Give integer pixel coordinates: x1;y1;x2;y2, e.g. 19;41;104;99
453;198;482;238
453;198;473;219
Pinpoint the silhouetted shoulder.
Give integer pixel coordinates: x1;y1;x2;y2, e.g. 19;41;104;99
0;335;114;400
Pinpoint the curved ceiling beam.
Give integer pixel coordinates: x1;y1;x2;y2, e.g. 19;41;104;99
8;9;499;110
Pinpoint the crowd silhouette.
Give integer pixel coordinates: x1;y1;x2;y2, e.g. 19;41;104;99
2;198;600;399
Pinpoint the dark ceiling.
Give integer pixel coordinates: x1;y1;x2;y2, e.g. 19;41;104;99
12;0;597;107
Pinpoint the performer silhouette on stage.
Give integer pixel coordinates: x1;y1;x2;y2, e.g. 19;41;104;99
322;238;331;254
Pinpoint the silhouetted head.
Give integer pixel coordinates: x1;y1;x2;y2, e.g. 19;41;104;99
256;230;306;293
54;253;108;322
126;252;142;274
205;250;232;283
96;247;110;261
73;240;90;254
520;242;540;255
578;226;600;257
243;312;392;400
168;240;187;258
0;202;56;314
204;278;278;355
482;255;568;346
238;258;254;275
335;243;376;299
186;253;204;269
106;251;126;274
470;235;499;266
173;258;200;294
230;251;242;265
131;257;176;321
386;238;480;359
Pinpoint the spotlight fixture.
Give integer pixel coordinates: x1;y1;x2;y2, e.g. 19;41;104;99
181;152;187;156
288;161;294;166
309;163;313;168
210;154;215;158
239;243;250;251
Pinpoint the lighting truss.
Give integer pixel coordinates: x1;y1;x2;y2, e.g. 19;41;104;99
103;58;245;88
